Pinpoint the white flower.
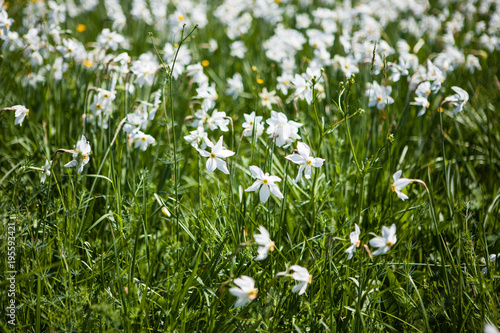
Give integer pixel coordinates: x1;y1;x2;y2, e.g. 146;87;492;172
131;131;155;151
196;136;235;175
290;265;312;295
242;111;264;137
259;88;279;109
266;111;302;148
13;105;29;126
245;166;283;203
484;323;500;333
391;170;412;201
40;159;52;184
442;86;469;114
366;81;394;110
285;141;324;183
64;135;91;174
184;127;208;149
369;224;397;256
291;74;313;105
226;73;244;98
254;226;275;261
131;59;157;87
411;96;430;117
207;109;230;132
345;224;361;260
229;276;258;308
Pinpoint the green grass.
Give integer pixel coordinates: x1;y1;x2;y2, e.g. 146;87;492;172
1;0;500;332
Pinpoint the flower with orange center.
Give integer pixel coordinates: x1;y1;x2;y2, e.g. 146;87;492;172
229;276;258;308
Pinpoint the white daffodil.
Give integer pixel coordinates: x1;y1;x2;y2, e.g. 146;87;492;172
442;86;469;114
291;74;313;105
345;223;361;260
254;226;275;261
13;105;29;126
369;224;397;256
242;111;264;138
245;166;283;203
196;136;235;175
290;265;312;295
184;127;208;149
64;135;91;174
266;111;303;148
391;170;412;201
131;131;156;151
285;141;325;183
391;170;427;201
40;159;52;184
229;276;258;308
366;81;394;110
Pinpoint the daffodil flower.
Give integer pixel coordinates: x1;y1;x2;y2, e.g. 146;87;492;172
13;105;29;126
391;170;427;201
442;86;469;114
196;136;235;175
229;276;258;308
245;166;283;203
345;223;361;260
285;141;324;183
369;224;397;256
40;159;52;184
290;265;312;295
64;135;91;174
254;226;275;261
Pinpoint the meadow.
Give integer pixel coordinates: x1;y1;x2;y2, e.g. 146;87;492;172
1;0;500;331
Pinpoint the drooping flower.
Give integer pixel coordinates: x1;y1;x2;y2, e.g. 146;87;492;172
245;166;283;203
196;136;235;175
391;170;427;201
442;86;469;114
40;159;52;184
229;276;258;308
285;141;324;183
13;105;29;126
369;224;397;256
345;224;361;260
290;265;312;295
254;226;275;261
64;135;91;174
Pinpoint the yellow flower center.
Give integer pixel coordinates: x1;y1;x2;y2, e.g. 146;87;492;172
387;241;394;247
308;274;313;284
96;104;102;109
248;288;258;300
263;178;268;184
377;96;382;102
104;93;109;98
306;159;312;165
82;153;89;162
426;89;431;95
249;121;254;126
141;137;147;141
390;184;396;192
356;239;361;248
26;109;30;115
269;241;275;252
210;153;216;159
